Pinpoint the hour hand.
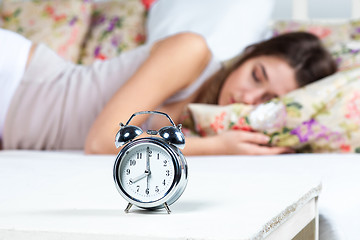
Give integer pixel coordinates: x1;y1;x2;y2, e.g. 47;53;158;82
146;147;150;172
129;170;150;184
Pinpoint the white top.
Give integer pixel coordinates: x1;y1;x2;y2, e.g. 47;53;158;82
0;29;31;139
164;55;221;104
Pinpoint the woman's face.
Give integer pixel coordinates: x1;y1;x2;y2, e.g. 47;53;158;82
218;56;298;105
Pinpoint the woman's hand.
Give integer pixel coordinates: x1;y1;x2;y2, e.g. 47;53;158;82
215;130;293;155
183;130;294;155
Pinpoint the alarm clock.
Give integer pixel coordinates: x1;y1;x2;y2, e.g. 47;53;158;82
113;111;188;214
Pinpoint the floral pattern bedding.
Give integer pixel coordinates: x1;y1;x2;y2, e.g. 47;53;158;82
330;41;360;71
181;67;360;153
273;19;360;71
0;0;152;63
272;20;354;48
0;0;92;62
79;0;147;65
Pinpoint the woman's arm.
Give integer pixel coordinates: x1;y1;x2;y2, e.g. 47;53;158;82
26;43;37;68
183;130;294;155
85;33;211;154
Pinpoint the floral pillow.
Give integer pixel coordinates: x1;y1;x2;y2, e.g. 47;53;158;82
79;0;147;65
330;40;360;71
0;0;92;63
0;7;3;27
350;19;360;40
272;20;353;48
181;67;360;153
272;19;360;75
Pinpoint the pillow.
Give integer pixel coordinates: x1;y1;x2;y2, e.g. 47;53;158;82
272;19;360;71
330;40;360;71
181;67;360;153
0;0;92;62
0;5;3;28
146;0;275;61
350;19;360;40
79;0;147;65
272;20;352;48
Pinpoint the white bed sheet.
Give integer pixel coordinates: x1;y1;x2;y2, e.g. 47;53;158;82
0;151;358;239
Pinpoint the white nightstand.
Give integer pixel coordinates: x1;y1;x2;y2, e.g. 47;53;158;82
0;151;320;240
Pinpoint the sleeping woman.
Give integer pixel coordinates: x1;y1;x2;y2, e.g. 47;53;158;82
0;28;337;155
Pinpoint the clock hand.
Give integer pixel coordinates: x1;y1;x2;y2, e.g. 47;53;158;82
129;170;150;184
146;147;150;172
146;147;151;192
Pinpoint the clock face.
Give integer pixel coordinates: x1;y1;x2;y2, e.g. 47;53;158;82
117;142;175;203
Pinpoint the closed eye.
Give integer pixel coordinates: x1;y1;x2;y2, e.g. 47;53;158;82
252;69;261;83
252;64;267;84
260;64;268;81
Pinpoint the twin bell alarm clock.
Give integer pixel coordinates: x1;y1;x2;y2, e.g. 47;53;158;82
113;111;188;214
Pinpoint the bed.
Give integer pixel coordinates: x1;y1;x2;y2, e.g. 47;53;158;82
0;0;359;239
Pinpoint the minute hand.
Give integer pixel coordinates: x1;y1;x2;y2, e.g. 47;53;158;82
146;147;151;190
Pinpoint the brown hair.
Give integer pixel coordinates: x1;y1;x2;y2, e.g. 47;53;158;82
196;32;338;104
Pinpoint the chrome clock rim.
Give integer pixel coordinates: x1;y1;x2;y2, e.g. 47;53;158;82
113;137;188;209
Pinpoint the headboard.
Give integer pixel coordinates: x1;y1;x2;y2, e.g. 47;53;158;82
273;0;359;21
0;0;357;20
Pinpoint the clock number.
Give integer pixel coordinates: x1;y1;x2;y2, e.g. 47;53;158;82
129;160;136;166
166;170;170;176
162;179;166;186
163;160;167;167
157;153;160;160
136;185;140;192
126;169;130;175
155;186;159;193
145;188;149;195
137;153;142;159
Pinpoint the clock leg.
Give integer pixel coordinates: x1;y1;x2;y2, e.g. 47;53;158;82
124;203;133;213
164;202;171;214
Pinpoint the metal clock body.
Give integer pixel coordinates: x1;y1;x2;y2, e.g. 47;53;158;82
113;111;188;213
